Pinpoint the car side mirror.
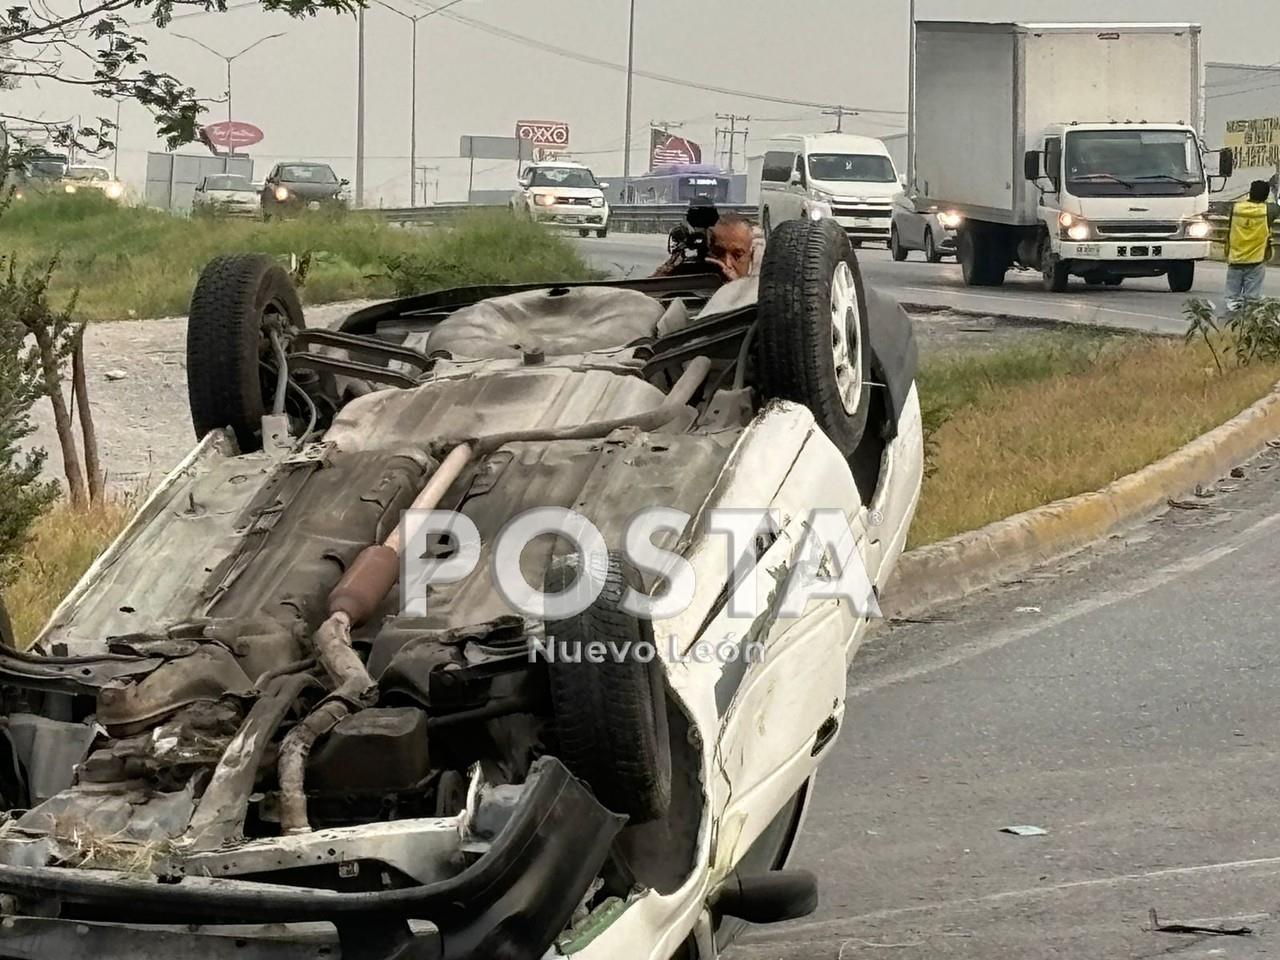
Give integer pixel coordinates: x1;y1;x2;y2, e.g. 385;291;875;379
1219;151;1235;178
1023;150;1041;181
899;174;907;188
598;181;610;189
340;178;350;186
789;170;803;186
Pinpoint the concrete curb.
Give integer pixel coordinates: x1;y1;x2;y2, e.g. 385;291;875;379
883;381;1280;620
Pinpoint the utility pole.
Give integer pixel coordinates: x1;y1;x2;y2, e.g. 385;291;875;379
907;0;917;191
375;1;435;206
622;0;637;201
715;113;749;173
355;6;366;207
822;106;854;133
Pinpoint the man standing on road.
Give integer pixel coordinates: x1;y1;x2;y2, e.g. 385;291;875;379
1224;180;1276;311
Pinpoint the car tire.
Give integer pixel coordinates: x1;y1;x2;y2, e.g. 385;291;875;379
1105;277;1124;287
1040;237;1070;293
958;225;1007;287
545;553;672;824
755;217;872;458
1085;277;1104;286
925;230;944;264
761;208;772;236
1168;261;1195;293
890;225;908;262
597;227;608;239
187;253;304;453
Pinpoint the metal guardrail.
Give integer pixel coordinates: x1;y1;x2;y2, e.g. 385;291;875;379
371;202;760;232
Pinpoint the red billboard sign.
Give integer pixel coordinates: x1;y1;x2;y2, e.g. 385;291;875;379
201;121;264;149
515;120;570;149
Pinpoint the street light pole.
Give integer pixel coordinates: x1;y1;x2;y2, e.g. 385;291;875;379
622;0;636;202
172;32;284;173
356;5;366;207
410;17;417;205
906;0;917;192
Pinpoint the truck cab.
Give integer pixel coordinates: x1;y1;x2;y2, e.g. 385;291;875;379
1024;122;1230;292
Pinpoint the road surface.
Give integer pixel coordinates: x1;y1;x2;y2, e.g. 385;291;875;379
573;233;1280;335
727;445;1280;958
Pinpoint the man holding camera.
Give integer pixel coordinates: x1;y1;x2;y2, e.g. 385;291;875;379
652;213;758;282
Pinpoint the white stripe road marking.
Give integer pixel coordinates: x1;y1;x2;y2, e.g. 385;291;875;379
851;510;1280;698
743;855;1280;943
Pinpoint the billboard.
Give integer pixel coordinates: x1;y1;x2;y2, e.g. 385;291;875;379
650;130;702;167
460;135;533;161
200;121;264;150
515;120;570;150
1205;62;1280;196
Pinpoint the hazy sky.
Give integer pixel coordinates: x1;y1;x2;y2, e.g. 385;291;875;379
12;0;1280;204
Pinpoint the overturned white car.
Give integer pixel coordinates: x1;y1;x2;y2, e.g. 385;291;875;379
0;215;922;959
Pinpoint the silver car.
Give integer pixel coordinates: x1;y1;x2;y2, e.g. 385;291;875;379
193;173;261;217
890;191;961;263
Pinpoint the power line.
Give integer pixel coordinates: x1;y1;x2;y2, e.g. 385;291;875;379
434;7;905;115
1206;79;1280;101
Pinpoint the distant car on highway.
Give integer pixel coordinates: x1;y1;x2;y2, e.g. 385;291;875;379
512;161;610;238
260;162;348;219
193;173;261;217
61;165;126;202
890;193;961;263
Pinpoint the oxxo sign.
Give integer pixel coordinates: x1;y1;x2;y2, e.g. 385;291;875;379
515;120;570;151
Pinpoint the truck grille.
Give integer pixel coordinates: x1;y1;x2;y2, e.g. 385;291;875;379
1094;221;1179;238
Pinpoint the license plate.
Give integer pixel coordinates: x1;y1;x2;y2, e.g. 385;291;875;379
308;201;320;211
852;217;874;227
562;215;582;223
1075;244;1101;257
1131;245;1150;257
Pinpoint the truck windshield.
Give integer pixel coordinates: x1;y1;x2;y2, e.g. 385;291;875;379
1064;130;1204;197
808;154;897;183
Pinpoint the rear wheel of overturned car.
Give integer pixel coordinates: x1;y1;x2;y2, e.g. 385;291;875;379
187;253;304;453
755;217;872;457
544;554;672;824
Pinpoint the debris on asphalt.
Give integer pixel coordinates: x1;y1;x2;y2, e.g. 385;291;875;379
1147;908;1253;937
104;369;128;382
1194;483;1214;498
999;825;1047;837
1167;498;1213;510
1014;606;1041;614
1230;466;1246;479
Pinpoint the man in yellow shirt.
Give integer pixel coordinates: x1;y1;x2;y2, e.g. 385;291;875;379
1225;180;1275;311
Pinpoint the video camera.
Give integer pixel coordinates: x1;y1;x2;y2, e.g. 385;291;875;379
665;198;720;270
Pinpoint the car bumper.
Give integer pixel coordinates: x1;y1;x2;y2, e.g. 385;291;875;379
1059;239;1208;261
0;759;623;960
937;229;959;252
533;206;608;227
834;215;891;241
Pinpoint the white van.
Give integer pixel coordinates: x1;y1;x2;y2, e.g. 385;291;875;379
758;134;903;245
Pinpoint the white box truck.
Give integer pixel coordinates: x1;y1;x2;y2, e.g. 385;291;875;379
912;22;1234;292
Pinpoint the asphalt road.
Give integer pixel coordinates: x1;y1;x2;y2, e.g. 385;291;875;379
726;445;1280;959
574;233;1280;335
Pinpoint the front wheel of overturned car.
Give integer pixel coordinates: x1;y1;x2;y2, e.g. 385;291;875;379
755;217;872;457
545;554;672;824
187;253;304;453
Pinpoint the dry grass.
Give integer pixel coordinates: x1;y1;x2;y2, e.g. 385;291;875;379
5;497;132;646
912;336;1280;546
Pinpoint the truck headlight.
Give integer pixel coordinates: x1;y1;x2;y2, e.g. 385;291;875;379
534;194;556;207
274;185;289;202
1058;211;1077;227
937;210;963;229
1067;223;1091;241
1185;218;1212;239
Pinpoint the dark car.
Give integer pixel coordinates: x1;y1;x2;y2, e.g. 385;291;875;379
260;161;348;218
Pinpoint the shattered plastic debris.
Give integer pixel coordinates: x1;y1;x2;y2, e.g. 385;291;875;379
1148;908;1253;937
1014;606;1041;614
104;369;128;381
1000;825;1047;837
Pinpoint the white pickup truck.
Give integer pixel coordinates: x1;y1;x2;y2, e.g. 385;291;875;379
912;21;1234;293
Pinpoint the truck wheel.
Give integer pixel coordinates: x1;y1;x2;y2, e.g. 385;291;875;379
1040;238;1070;293
890;225;908;261
755;217;872;457
1167;262;1195;293
925;230;944;264
958;226;1006;287
545;554;671;824
187;253;304;453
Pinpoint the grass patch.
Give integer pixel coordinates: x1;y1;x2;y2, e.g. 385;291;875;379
0;193;597;321
913;335;1280;547
4;498;131;646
